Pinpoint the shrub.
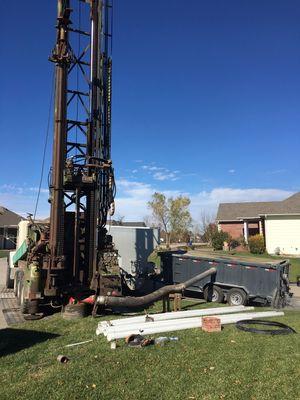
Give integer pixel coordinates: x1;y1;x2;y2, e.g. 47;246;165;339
248;234;265;254
211;230;231;250
230;238;240;249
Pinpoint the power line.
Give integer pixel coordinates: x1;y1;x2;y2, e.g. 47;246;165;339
33;69;55;220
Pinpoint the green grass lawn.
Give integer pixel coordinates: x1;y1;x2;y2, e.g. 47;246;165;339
0;302;299;400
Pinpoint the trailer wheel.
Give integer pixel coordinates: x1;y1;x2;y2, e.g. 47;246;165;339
204;285;224;303
227;288;247;306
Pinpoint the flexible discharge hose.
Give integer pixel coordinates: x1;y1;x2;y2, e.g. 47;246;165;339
96;267;216;308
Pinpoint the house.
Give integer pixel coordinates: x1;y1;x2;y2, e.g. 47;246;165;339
216;192;300;256
0;206;24;250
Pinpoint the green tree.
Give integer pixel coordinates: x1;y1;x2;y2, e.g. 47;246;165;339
169;196;192;242
148;192;192;247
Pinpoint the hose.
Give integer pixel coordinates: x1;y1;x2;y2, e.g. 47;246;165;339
236;319;296;335
96;267;216;308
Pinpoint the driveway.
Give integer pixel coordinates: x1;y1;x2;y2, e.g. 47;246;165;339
0;258;24;328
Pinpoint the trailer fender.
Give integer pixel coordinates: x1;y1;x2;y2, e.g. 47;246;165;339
210;283;251;297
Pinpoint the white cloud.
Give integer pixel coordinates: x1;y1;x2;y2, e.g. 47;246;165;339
153;172;178;181
0;184;49;218
228;169;235;174
1;180;293;224
140;163;180;181
115;180;293;221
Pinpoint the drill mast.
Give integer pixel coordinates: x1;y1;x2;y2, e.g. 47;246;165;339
47;0;114;296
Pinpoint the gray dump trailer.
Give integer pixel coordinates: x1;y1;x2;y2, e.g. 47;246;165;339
160;251;291;307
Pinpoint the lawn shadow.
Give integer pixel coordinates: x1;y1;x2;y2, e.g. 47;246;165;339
0;328;60;357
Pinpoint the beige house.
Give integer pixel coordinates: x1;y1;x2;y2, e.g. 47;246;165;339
0;206;24;250
216;192;300;256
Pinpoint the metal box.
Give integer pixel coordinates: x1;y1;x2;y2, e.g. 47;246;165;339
106;225;160;291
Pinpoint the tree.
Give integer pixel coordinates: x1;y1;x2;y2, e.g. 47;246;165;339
169;196;192;242
198;211;217;244
148;192;192;247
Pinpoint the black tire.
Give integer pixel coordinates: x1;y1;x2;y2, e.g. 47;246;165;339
23;313;44;321
204;285;224;303
62;303;88;320
227;288;247;306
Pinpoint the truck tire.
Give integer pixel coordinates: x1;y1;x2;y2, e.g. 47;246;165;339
227;288;247;306
62;303;88;320
204;285;224;303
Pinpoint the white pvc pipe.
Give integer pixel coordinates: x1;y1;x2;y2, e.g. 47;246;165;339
102;310;280;336
105;311;284;341
97;305;253;332
103;311;255;336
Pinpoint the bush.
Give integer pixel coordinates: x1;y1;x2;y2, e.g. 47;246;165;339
248;234;265;254
211;230;231;250
230;238;240;249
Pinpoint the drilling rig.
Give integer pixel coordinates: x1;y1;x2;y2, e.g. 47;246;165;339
10;0;216;317
12;0;120;316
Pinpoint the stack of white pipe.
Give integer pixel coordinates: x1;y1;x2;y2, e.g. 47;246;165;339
97;305;252;335
105;311;284;341
96;306;284;342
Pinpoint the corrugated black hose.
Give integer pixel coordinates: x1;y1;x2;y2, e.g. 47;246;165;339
236;319;296;335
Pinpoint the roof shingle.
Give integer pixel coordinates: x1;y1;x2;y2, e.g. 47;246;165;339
0;207;24;227
216;192;300;221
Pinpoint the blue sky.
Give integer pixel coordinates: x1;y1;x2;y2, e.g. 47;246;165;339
0;0;299;220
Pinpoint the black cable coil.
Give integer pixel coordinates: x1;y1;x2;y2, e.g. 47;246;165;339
236;319;296;335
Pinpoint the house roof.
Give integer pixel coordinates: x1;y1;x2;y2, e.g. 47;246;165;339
0;206;24;227
216;192;300;221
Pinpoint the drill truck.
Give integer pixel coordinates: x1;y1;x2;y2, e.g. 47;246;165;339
12;0;120;316
11;0;216;317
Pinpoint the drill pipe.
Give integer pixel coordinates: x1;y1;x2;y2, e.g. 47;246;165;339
96;267;216;308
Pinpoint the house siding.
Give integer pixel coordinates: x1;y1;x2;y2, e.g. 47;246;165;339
265;215;300;255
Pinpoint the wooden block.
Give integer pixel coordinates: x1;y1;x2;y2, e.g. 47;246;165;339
202;316;221;332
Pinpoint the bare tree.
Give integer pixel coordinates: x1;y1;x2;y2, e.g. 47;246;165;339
143;215;156;227
198;210;216;244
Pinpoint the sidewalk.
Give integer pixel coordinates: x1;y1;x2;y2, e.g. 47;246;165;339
0;258;24;328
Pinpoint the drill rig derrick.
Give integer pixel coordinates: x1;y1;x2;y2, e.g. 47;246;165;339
45;0;115;302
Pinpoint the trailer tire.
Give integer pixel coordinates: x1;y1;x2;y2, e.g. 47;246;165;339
204;285;224;303
62;303;88;320
227;288;247;306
